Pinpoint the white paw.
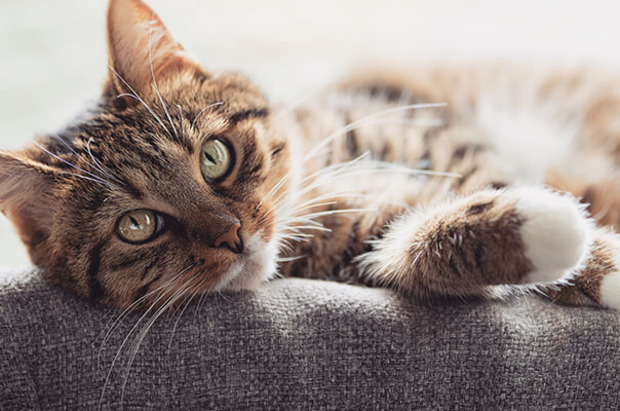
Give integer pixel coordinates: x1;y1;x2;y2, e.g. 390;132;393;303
600;236;620;310
512;187;592;283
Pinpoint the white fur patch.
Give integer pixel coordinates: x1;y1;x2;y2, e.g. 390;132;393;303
354;211;418;285
474;75;581;185
215;233;278;291
599;236;620;310
513;187;592;283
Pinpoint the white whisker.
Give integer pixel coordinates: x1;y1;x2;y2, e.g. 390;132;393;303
303;102;447;161
86;138;125;185
288;208;375;221
147;17;179;141
166;276;205;352
190;102;225;133
293;200;338;212
108;64;172;137
275;255;307;263
99;263;197;407
33;142;115;189
120;273;198;399
256;173;290;213
281;225;332;233
61;172;115;189
176;104;186;141
50;133;79;156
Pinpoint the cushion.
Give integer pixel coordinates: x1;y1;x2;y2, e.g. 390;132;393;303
0;268;618;410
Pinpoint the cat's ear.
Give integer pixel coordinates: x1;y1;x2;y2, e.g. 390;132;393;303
0;150;59;259
105;0;203;100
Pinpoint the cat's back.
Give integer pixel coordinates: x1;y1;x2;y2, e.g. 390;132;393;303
289;64;620;186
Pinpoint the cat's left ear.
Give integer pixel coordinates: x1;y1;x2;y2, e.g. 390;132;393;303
0;150;60;262
104;0;204;102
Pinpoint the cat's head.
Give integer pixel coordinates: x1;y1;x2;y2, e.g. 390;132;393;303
0;0;298;309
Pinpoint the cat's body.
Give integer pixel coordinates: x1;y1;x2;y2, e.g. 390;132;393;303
278;65;620;305
0;0;618;311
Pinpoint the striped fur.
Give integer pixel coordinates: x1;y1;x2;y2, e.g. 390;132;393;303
0;0;618;310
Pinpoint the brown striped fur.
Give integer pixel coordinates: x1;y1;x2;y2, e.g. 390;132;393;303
0;0;618;311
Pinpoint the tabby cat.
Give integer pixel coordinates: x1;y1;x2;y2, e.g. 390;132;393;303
0;0;618;311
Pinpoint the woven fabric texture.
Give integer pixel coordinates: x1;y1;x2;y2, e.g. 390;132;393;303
0;268;618;410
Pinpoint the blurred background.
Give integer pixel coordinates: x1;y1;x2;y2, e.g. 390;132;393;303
0;0;619;267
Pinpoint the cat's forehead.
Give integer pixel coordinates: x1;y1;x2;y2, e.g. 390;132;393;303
105;72;268;136
153;71;268;115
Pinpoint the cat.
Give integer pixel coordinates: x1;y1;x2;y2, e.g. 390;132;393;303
0;0;618;311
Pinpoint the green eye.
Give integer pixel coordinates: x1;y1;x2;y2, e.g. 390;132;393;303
117;210;163;244
200;138;232;181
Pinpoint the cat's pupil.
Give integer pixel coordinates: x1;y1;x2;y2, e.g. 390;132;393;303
129;217;139;228
204;151;216;164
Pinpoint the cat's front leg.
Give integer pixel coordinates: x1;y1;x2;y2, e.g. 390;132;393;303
545;227;620;309
356;187;595;301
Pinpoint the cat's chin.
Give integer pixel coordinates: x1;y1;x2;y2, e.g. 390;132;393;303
214;232;278;292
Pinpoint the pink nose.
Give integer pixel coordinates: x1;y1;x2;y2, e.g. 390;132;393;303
214;223;243;254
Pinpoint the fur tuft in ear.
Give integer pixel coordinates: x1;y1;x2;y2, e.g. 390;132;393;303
105;0;203;101
0;150;59;263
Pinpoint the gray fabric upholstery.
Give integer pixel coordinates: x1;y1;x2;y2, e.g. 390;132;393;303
0;268;618;410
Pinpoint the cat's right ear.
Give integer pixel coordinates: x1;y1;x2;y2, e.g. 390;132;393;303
0;150;59;259
104;0;205;106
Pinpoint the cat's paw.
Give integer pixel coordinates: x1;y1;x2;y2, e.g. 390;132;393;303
512;187;593;283
599;234;620;310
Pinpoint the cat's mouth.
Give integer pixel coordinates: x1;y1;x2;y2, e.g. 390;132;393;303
213;231;277;292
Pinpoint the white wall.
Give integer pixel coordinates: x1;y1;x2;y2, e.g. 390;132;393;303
0;0;618;266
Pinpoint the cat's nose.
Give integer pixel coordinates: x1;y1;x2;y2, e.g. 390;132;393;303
214;222;244;254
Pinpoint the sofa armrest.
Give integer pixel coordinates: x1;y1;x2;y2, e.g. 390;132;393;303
1;268;618;410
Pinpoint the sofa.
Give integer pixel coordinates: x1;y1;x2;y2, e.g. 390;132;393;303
0;268;618;410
